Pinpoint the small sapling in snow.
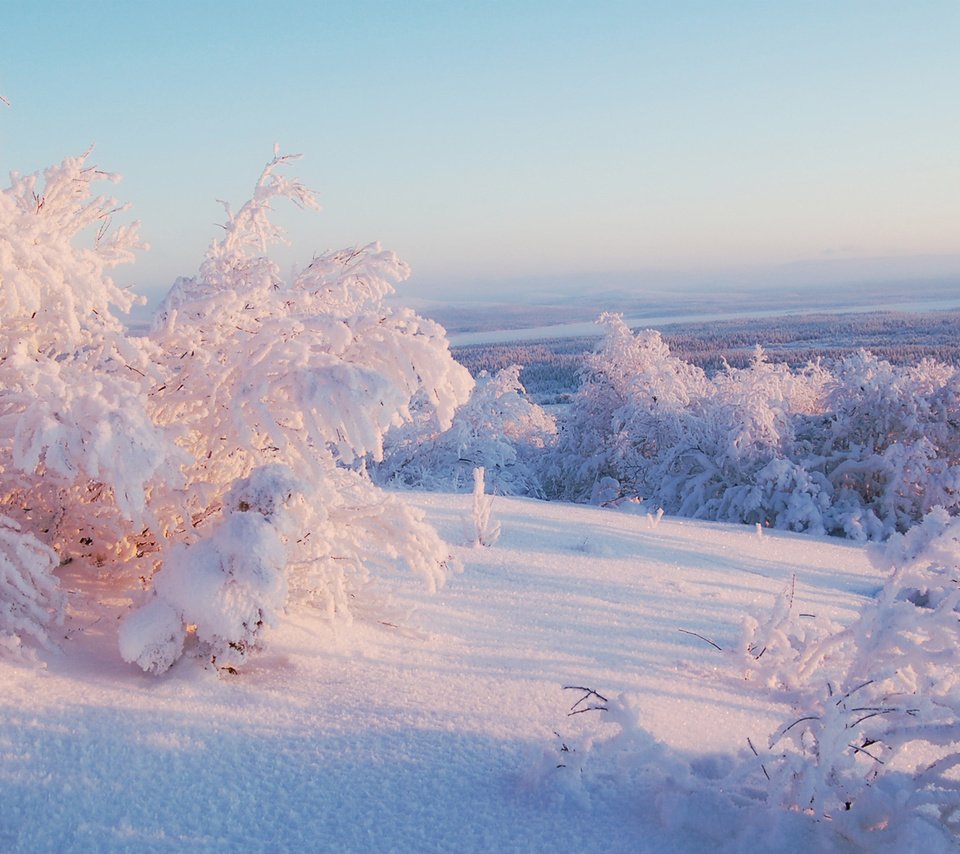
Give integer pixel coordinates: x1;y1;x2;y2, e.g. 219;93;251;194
468;467;500;547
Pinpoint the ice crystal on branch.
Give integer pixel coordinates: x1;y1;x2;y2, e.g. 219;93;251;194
0;515;63;656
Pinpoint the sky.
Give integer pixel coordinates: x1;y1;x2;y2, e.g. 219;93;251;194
1;0;958;304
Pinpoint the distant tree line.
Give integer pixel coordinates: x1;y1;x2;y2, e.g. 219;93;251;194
453;309;960;401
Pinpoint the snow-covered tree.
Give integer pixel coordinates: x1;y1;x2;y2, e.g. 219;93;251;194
375;364;555;496
1;147;473;668
0;151;184;655
809;352;960;540
118;151;475;669
545;314;709;504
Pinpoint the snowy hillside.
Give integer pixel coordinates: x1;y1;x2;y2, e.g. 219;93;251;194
2;149;956;853
1;493;905;853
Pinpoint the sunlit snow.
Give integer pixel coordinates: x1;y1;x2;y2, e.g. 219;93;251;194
1;494;891;852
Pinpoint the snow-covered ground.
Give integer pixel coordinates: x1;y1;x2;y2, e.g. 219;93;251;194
0;494;890;852
445;297;960;346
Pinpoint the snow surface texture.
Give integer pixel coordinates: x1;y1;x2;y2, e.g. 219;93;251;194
5;493;945;853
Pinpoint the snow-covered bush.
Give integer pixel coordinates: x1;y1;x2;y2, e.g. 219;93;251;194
546;319;829;528
734;574;839;693
747;514;957;846
533;688;821;849
1;147;473;668
119;466;298;674
547;318;960;541
0;515;64;656
375;365;555;496
810;352;960;540
545;314;708;504
647;347;829;528
143;151;473;635
542;522;960;848
0;151;184;653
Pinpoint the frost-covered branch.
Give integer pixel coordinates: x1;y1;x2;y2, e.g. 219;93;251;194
0;515;64;657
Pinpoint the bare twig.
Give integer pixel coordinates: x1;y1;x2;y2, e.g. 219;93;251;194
747;736;770;780
771;715;821;747
563;685;609;715
678;628;723;651
848;742;885;764
847;706;900;728
836;680;874;706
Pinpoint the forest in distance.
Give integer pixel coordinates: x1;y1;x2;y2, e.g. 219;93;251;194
452;306;960;404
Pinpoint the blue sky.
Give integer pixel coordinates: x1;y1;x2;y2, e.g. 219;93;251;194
2;1;958;303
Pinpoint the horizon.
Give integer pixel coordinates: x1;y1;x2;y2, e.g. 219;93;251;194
2;1;958;304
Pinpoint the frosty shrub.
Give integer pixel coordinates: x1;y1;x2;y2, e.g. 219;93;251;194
547;315;960;540
1;148;473;668
542;530;960;849
740;509;960;846
119;465;298;674
0;515;64;655
545;314;709;504
375;364;555;496
808;352;960;540
140;150;473;639
735;574;838;695
0;151;184;657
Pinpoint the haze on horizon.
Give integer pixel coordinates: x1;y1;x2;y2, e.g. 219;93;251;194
1;1;958;305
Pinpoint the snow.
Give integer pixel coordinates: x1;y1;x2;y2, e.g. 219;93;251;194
0;493;896;852
446;298;960;347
